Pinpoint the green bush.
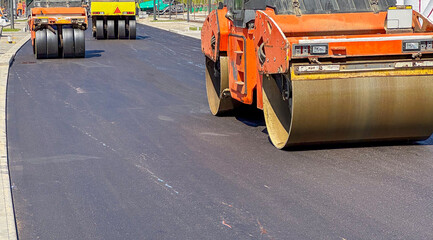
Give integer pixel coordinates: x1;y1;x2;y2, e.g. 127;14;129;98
2;28;20;32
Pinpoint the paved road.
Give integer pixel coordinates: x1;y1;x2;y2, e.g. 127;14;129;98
7;24;433;240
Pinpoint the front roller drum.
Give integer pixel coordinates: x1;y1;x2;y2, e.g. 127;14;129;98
205;56;235;115
263;73;433;148
46;28;59;58
73;28;85;58
35;29;47;59
118;20;126;39
262;74;292;149
96;19;105;39
128;19;136;39
107;20;116;39
62;28;74;58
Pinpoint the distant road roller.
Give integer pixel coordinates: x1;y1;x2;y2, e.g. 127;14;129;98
28;0;88;59
90;0;136;39
201;0;433;149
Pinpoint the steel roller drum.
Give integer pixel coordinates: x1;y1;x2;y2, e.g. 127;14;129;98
206;56;235;115
263;68;433;148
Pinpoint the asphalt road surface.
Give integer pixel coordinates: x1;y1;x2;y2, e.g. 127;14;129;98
7;23;433;240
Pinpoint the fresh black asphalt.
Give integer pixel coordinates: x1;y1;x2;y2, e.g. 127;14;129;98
6;23;433;239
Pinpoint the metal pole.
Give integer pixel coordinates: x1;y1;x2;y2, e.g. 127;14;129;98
169;0;171;19
208;0;211;14
187;0;189;22
153;0;156;20
9;0;14;28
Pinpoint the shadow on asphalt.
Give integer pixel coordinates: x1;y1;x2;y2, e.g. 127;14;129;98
276;134;433;152
234;106;265;128
214;102;265;127
85;50;104;58
136;35;149;40
225;103;433;151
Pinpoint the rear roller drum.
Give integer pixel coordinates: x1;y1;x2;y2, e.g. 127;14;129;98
205;56;235;115
46;28;59;58
128;19;136;39
62;28;74;58
107;20;115;39
35;29;47;59
118;20;126;39
262;74;292;149
74;28;85;58
96;19;105;39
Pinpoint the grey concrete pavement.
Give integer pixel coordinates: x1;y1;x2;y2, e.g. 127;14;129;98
6;23;433;240
137;17;202;39
0;21;29;54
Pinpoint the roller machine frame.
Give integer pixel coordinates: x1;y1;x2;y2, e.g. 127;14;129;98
91;0;136;39
28;0;88;59
201;0;433;149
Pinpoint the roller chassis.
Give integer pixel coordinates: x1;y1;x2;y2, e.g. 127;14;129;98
90;0;137;39
91;16;136;39
29;7;88;59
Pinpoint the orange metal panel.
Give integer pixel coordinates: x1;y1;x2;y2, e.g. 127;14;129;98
201;8;229;61
263;8;387;37
30;7;87;27
227;27;258;105
330;40;402;57
254;10;290;75
31;7;87;15
217;8;229;52
253;8;433;72
287;31;433;58
201;10;219;61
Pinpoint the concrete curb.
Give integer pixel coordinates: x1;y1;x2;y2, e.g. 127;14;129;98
0;34;30;240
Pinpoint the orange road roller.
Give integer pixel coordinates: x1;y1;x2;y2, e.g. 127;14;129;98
201;0;433;149
28;0;88;59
